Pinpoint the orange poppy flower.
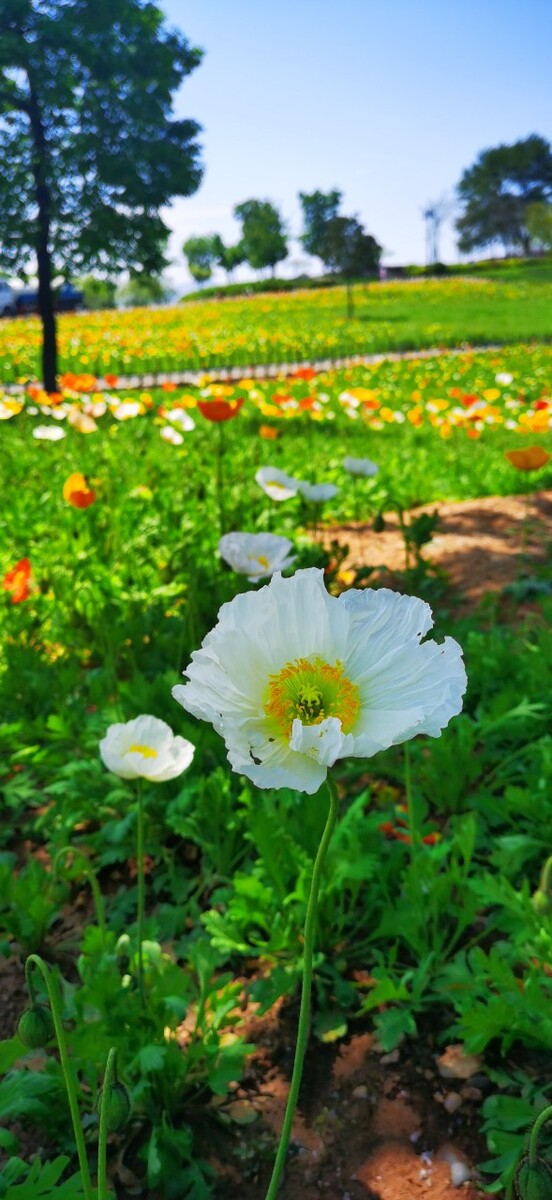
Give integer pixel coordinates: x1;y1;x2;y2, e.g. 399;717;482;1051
197;398;244;423
104;373;119;388
289;367;316;380
505;446;551;471
162;381;177;392
63;472;97;508
3;557;32;604
259;424;278;439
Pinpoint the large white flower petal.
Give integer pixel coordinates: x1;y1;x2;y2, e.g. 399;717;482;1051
289;717;354;767
224;715;327;794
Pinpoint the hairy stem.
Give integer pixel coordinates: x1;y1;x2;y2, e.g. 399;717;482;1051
263;773;340;1200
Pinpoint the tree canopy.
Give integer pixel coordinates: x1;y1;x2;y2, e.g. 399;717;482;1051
0;0;203;388
456;135;552;256
298;189;342;259
234;200;288;274
183;236;218;285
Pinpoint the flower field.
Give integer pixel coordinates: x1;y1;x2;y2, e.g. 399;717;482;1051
1;324;552;1198
2;274;552;382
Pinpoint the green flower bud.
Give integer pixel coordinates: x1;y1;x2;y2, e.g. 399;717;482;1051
97;1081;132;1133
532;889;552;917
115;933;131;975
514;1154;552;1200
372;511;386;533
17;1003;54;1048
0;1175;9;1198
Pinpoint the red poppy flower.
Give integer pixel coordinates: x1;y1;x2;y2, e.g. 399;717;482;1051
197;398;244;423
63;472;97;508
104;373;119;388
3;558;32;604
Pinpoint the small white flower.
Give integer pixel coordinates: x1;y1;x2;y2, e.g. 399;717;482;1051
84;399;107;418
496;372;513;385
160;425;184;445
112;401;143;421
173;569;466;795
219;532;296;581
100;714;194;782
167;408;195;432
67;407;98;434
343;456;379;478
299;481;339;503
32;424;66;441
255;466;303;501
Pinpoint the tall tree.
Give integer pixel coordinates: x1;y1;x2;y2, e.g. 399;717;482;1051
456;135;552;256
183;235;217;285
0;0;203;391
211;234;245;280
319;215;381;315
234;200;288;275
298;189;342;260
526;202;552;252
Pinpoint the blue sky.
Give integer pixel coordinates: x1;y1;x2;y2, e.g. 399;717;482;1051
161;0;552;290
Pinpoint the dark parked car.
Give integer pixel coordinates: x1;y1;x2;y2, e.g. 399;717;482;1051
15;284;84;315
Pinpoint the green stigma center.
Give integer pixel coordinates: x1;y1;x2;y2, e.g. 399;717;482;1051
265;656;360;737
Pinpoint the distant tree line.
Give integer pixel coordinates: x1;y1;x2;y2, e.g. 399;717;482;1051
182;191;383;293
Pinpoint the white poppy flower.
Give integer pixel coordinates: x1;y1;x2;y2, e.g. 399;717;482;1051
343;457;379;478
167;408;195;432
160;425;184;445
496;372;513;385
100;715;194;782
172;569;466;795
299;481;339;502
219;532;296;581
255;466;304;501
32;424;66;441
112;401;143;421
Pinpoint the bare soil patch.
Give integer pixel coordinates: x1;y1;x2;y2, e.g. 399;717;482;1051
321;489;552;614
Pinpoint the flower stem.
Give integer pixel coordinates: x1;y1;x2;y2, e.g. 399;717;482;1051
136;779;146;1005
97;1047;118;1200
263;773;340;1200
216;422;225;537
24;955;94;1200
528;1104;552;1167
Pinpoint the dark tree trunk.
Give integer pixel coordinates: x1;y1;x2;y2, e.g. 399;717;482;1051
27;80;58;392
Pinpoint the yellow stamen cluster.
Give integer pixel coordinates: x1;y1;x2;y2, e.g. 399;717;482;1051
265;657;360;737
128;743;158;758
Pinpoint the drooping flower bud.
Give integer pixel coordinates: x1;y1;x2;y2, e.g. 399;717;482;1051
372;510;386;533
17;1003;54;1048
531;889;552;917
514;1154;552;1200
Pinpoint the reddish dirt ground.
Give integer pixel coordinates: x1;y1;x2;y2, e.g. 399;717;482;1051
321;488;552;615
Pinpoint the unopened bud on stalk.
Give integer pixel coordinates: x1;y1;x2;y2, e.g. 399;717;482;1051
514;1154;552;1199
115;933;131;975
531;889;552;917
96;1080;132;1133
17;1003;54;1048
372;510;386;533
